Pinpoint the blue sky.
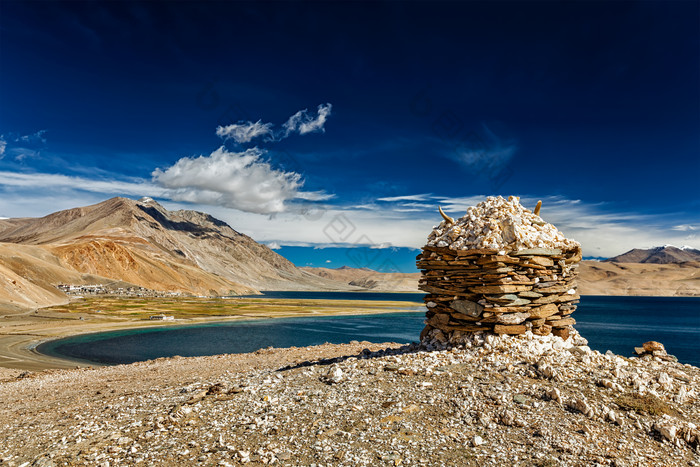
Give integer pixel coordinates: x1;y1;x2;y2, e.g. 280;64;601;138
0;1;698;271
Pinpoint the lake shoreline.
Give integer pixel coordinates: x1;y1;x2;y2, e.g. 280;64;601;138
0;295;424;372
3;293;699;372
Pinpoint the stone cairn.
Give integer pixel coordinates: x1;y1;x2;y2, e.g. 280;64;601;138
417;196;582;344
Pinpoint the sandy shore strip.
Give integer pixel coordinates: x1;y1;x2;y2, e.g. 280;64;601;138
0;296;423;372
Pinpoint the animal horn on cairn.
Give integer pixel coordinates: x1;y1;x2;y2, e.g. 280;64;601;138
438;206;454;225
418;195;582;345
534;200;542;216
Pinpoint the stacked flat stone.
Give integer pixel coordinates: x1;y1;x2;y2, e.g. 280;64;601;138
418;196;582;342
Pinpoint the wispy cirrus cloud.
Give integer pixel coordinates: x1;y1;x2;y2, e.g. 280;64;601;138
215;120;273;143
215;103;332;144
0;170;161;196
672;224;696;231
282;103;332;136
377;193;432;202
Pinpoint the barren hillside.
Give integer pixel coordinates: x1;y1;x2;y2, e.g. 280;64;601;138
301;266;421;292
577;260;700;296
0;197;354;310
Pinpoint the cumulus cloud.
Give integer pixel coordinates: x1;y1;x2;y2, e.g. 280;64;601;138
152;146;330;214
216;120;274;144
0;136;5;159
283;103;332;136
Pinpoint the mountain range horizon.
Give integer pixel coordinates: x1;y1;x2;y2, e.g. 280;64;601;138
0;196;698;312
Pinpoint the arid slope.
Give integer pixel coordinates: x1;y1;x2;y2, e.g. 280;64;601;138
577;260;700;296
0;197;353;310
301;266;421;292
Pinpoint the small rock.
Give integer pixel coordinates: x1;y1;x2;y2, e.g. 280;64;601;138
643;341;665;352
321;366;344;384
471;435;486;446
537;361;556;379
567;398;594;418
513;394;527;405
654;420;677;442
500;411;516;426
570;345;591;356
545;387;562;404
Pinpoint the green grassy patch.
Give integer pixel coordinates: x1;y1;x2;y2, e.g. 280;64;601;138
615;393;679;417
44;296;423;321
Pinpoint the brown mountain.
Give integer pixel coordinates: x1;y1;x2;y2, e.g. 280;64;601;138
578;260;700;296
607;245;700;264
301;266;421;292
0;197;354;310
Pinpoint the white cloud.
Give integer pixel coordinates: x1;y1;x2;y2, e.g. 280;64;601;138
377;193;431;202
152;146;329;214
215;103;332;146
672;224;696;231
325;259;332;263
0;137;5;159
283;103;332;137
0;170;162;196
216;120;274;144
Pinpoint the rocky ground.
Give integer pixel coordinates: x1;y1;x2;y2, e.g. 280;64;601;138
0;332;698;467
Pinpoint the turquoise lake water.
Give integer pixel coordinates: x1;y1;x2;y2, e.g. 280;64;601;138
38;294;700;367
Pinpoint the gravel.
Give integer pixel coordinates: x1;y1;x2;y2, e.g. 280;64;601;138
1;332;698;466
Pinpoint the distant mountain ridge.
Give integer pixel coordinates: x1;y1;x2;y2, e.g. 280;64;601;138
301;266;421;292
606;245;700;264
1;198;698;311
0;197;355;310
